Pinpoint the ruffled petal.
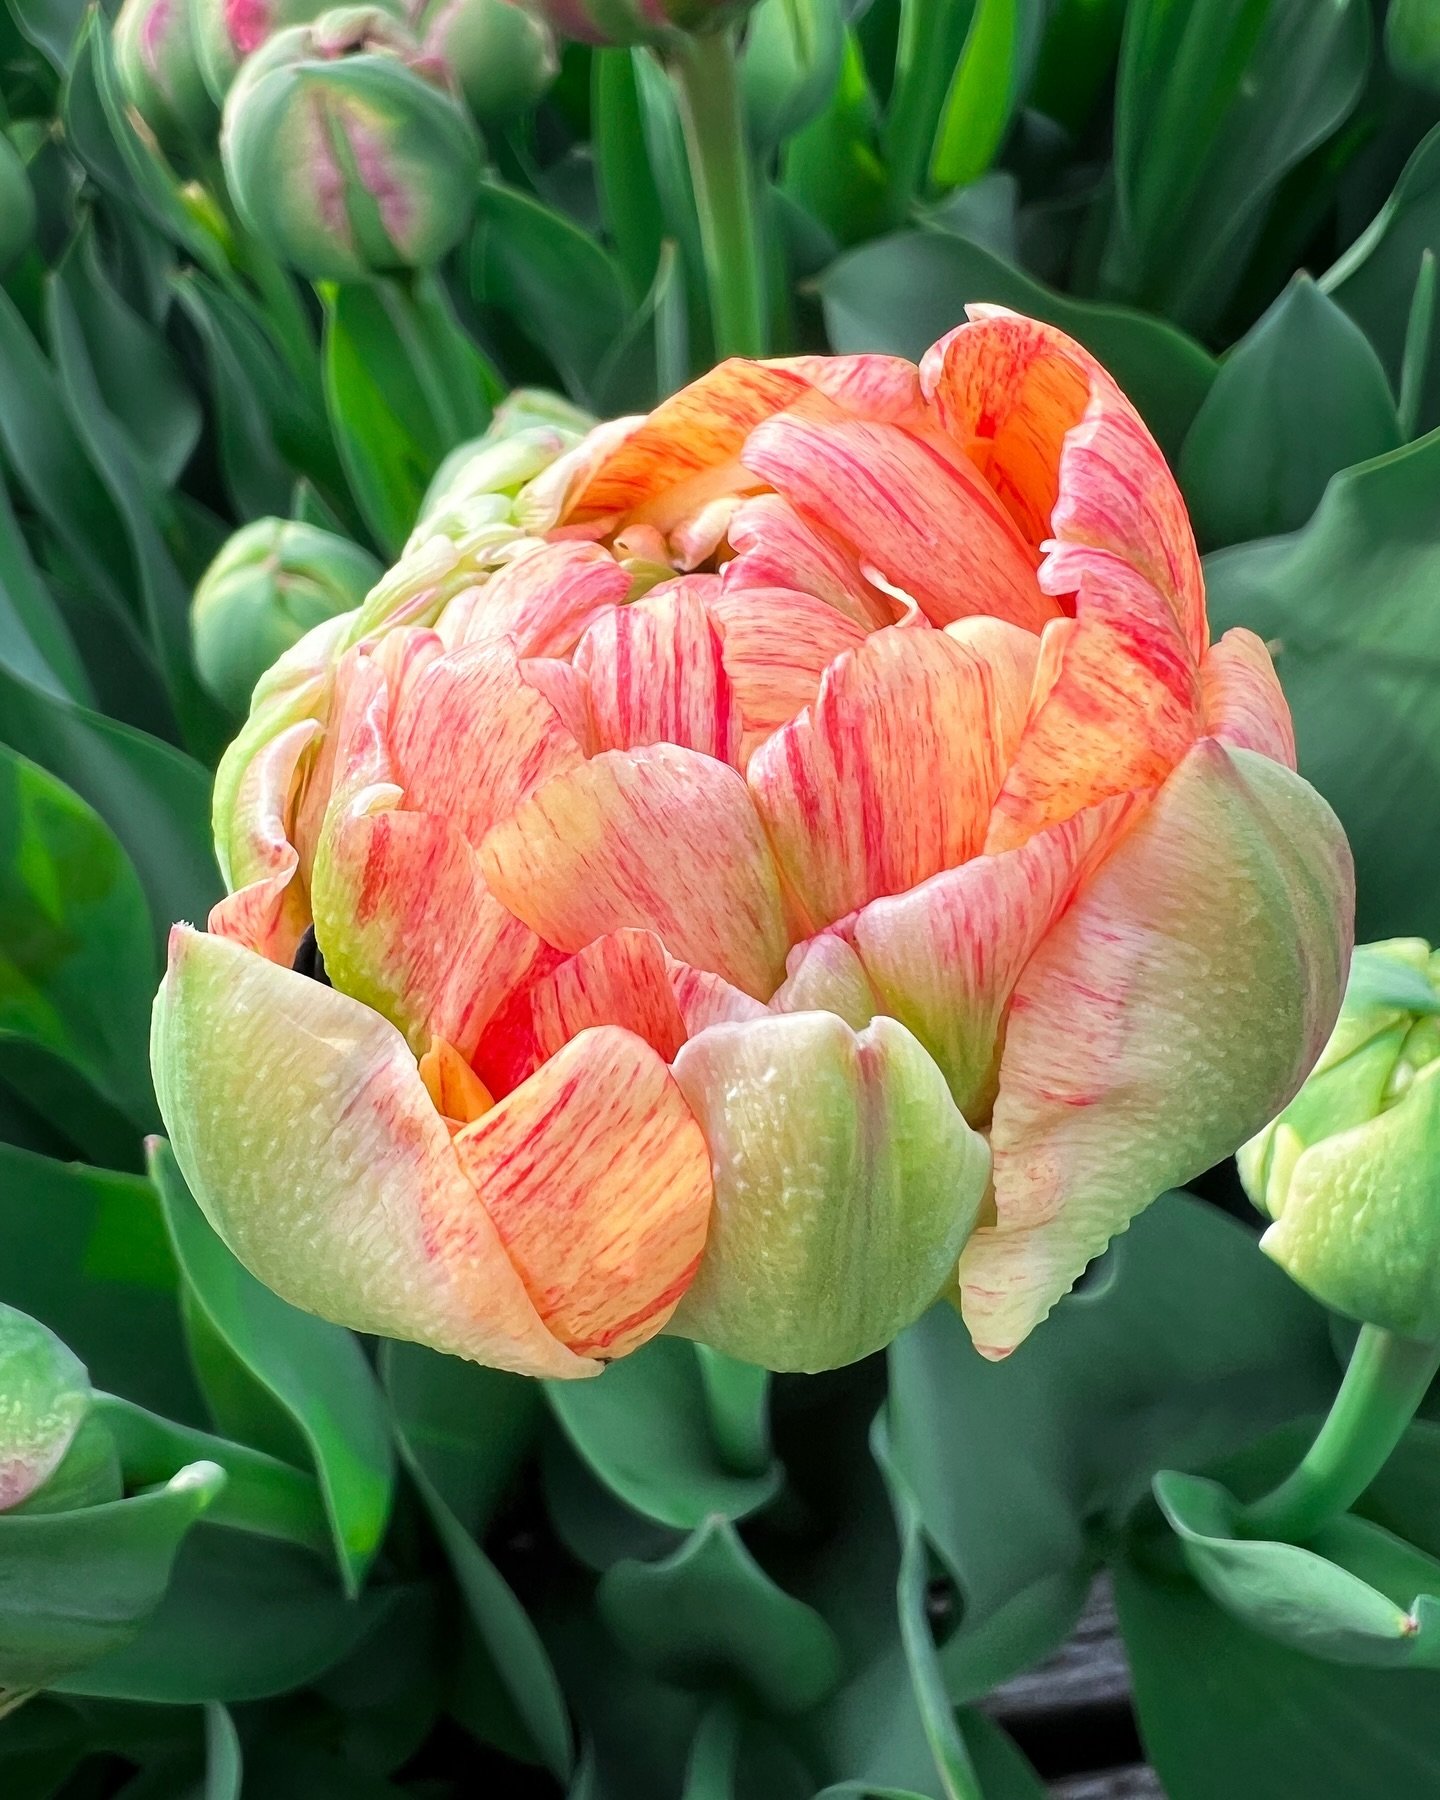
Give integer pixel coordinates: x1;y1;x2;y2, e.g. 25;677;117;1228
151;927;595;1378
741;394;1055;633
670;1012;990;1371
706;585;867;764
1201;627;1296;768
723;493;894;629
453;1027;712;1360
438;540;631;659
749;622;1035;931
480;743;791;999
959;741;1354;1359
207;717;318;965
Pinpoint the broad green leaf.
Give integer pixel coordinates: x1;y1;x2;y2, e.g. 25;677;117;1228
0;1145;200;1422
883;0;979;206
6;0;84;69
694;1347;771;1479
0;1461;223;1691
929;0;1043;192
1398;248;1436;438
1114;1541;1440;1799
596;1518;843;1714
1029;0;1126;135
782;33;894;249
0;475;87;703
0;743;157;1125
1179;274;1400;549
95;1395;330;1557
546;1338;781;1530
1205;428;1440;941
172;278;294;522
55;1524;392;1702
1102;0;1371;330
884;1193;1336;1702
1154;1469;1440;1667
151;1142;395;1597
818;228;1216;458
0;665;217;954
470;182;630;406
0;1302;90;1513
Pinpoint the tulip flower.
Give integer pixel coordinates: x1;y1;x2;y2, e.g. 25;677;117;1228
0;1306;90;1513
193;518;383;713
1240;939;1440;1339
113;0;218;160
408;0;557;121
219;6;481;283
153;309;1353;1376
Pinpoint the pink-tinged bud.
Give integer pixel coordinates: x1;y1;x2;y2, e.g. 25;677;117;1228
152;311;1353;1379
408;0;557;121
0;1306;91;1514
114;0;218;159
506;0;753;49
219;5;481;280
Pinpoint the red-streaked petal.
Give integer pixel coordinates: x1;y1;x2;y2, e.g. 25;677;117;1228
574;586;742;764
391;640;585;852
152;927;595;1378
723;493;895;629
453;1027;713;1359
851;794;1139;1120
706;585;868;764
960;740;1353;1359
1201;627;1296;768
667;959;769;1034
984;562;1202;854
207;717;319;965
472;929;689;1096
741;395;1056;633
773;352;926;420
480;744;791;999
439;540;632;659
749;623;1035;931
921;307;1205;658
771;933;879;1029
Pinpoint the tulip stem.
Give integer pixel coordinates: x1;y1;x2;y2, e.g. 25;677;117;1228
1241;1325;1440;1543
665;27;768;361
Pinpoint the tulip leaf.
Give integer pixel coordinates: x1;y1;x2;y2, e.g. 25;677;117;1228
546;1338;781;1530
0;742;158;1126
1100;0;1371;330
204;1705;242;1800
597;1518;844;1715
0;1302;91;1514
55;1524;393;1703
1114;1538;1440;1800
693;1347;771;1479
929;0;1043;193
150;1141;395;1598
884;1192;1338;1704
593;50;667;302
0;474;87;704
0;1144;202;1422
1205;427;1440;942
0;1460;224;1692
782;32;894;250
818;227;1216;458
742;0;846;153
1179;274;1401;549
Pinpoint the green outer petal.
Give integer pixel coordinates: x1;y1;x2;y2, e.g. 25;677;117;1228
1262;1058;1440;1338
961;740;1354;1359
669;1011;990;1373
0;1304;90;1512
150;926;596;1378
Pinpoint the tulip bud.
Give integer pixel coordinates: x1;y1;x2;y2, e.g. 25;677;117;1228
509;0;752;49
1387;0;1440;96
114;0;219;160
193;518;383;711
1239;939;1440;1339
220;6;481;282
0;1305;90;1514
0;135;36;273
409;0;557;122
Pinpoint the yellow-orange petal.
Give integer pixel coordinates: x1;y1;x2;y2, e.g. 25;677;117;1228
574;586;742;765
1201;627;1296;768
453;1027;713;1360
419;1038;495;1130
151;926;596;1378
480;743;791;1000
740;395;1056;633
748;622;1036;932
206;716;318;965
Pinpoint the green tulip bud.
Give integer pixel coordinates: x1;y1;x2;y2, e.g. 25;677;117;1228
1387;0;1440;96
1239;939;1440;1339
189;0;360;103
510;0;752;48
193;518;383;710
220;6;481;282
114;0;219;160
0;1305;90;1514
410;0;557;122
0;135;36;272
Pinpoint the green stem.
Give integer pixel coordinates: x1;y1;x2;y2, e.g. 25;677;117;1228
665;28;767;359
1241;1325;1440;1544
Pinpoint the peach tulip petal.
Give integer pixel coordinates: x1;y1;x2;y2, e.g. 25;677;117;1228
960;740;1353;1359
723;494;895;629
706;585;868;763
207;717;319;965
666;960;769;1033
749;623;1034;931
481;743;791;999
1201;628;1297;768
152;927;596;1378
922;307;1204;658
453;1027;712;1359
574;586;742;764
741;395;1055;633
440;540;632;659
774;352;926;420
851;794;1138;1120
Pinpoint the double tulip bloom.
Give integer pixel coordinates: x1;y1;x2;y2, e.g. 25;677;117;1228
153;311;1354;1377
